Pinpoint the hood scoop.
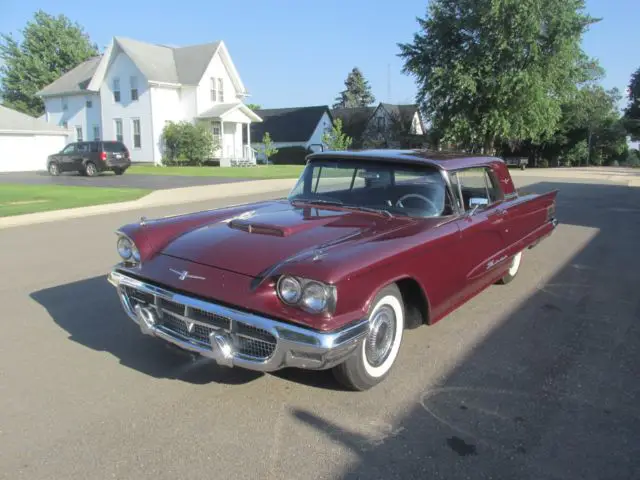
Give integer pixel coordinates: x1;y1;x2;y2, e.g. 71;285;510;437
228;219;285;237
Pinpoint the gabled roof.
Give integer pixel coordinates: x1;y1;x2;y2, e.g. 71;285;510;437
380;103;420;126
36;57;102;97
250;106;331;143
331;106;376;140
37;37;246;97
0;105;69;135
198;102;262;122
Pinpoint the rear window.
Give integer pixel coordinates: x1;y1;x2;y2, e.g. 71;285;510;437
103;141;127;153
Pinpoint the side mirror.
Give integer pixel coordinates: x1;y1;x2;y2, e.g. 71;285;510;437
468;197;488;215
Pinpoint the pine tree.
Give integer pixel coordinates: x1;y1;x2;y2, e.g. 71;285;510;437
333;68;376;109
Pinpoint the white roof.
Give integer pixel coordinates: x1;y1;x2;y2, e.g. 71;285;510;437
0;105;69;135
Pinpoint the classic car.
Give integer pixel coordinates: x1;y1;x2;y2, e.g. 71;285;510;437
108;150;558;391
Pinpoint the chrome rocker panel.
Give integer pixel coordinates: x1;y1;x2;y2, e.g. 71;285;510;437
108;270;369;372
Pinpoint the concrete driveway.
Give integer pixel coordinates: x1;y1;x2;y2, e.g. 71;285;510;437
0;170;251;189
1;177;638;480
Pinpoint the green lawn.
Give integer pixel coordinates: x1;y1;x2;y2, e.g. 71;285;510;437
128;165;305;179
0;185;150;217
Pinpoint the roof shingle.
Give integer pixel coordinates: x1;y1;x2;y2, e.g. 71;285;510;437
0;105;69;134
250;106;330;143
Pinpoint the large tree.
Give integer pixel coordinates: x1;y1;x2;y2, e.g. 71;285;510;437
0;10;98;116
398;0;601;153
623;67;640;141
333;67;376;109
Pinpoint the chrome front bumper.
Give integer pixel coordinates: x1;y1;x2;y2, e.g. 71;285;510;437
108;270;368;372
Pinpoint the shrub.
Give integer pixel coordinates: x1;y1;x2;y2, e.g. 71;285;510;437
538;159;550;168
269;146;313;165
162;121;217;166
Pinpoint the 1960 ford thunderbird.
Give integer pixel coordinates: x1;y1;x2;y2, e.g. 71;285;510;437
108;150;558;390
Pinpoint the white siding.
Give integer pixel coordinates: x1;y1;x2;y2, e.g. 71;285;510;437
44;93;100;142
306;112;332;151
196;51;238;115
223;109;251;123
181;86;198;121
150;86;182;164
410;112;424;135
100;50;152;162
0;133;67;172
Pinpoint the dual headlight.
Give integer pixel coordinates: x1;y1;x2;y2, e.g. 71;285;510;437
276;275;336;314
116;234;140;264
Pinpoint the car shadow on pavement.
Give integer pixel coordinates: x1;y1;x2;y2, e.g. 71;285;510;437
290;181;640;479
30;275;263;385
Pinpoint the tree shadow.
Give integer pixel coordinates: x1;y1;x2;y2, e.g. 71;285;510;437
291;180;640;479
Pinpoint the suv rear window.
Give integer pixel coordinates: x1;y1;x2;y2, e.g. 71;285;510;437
103;141;127;153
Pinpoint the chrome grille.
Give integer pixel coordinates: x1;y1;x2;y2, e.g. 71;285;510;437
121;284;277;360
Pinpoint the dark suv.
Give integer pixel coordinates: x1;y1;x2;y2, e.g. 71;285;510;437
47;140;131;177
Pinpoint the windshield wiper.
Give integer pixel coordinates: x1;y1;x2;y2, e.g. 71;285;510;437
291;198;344;206
346;206;394;218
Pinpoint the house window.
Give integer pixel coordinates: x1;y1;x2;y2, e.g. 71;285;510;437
130;76;138;101
86;99;92;108
217;78;224;102
93;125;100;140
114;119;123;143
376;117;385;130
212;121;221;144
210;77;217;101
113;78;121;102
62;97;68;111
76;126;83;142
132;119;141;148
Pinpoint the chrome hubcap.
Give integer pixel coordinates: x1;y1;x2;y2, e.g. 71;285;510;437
50;164;58;174
365;305;396;367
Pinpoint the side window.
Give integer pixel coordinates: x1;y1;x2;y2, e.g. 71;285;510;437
454;167;503;211
61;144;76;154
76;143;89;154
90;142;99;153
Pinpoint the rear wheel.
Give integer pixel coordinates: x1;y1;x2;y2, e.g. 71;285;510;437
48;162;60;176
84;162;98;177
333;284;405;391
113;167;126;175
497;251;522;284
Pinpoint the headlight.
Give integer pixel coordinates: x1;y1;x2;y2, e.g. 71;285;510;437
301;281;328;312
276;275;335;313
117;235;140;263
277;276;302;304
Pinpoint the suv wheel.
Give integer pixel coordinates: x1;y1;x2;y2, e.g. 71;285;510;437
84;162;98;177
48;162;60;176
113;167;126;175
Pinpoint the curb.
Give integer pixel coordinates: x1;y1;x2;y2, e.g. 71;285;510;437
0;178;297;230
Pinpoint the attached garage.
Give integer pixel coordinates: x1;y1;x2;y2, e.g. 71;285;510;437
0;105;70;173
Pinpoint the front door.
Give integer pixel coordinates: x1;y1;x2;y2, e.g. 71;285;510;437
451;167;511;300
58;143;77;172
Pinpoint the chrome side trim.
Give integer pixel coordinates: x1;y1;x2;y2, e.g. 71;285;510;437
108;270;369;372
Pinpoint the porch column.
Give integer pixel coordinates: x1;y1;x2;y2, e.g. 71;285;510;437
246;122;251;146
220;119;224;157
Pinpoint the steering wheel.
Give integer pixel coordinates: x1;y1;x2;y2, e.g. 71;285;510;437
395;193;439;214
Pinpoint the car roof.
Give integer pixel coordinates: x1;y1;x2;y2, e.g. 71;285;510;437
306;149;504;171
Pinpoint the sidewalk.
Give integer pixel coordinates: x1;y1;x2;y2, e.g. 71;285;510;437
0;178;297;230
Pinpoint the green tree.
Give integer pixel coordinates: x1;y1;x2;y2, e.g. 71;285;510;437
0;10;98;116
246;103;262;111
398;0;601;154
333;67;376;109
260;132;278;163
623;67;640;141
162;121;217;166
322;118;353;151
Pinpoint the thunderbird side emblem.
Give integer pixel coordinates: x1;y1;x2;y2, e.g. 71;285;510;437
169;269;205;281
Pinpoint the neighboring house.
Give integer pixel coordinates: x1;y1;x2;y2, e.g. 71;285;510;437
37;36;262;166
250;106;333;162
331;103;426;149
0;104;70;172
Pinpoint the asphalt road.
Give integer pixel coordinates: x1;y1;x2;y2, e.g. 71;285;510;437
1;177;639;480
0;171;250;189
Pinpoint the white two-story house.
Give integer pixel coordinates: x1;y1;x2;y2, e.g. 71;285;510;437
37;36;262;166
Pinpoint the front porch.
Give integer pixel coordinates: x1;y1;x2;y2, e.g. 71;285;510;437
197;103;262;167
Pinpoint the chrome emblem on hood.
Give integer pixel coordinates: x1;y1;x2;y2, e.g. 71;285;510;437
169;269;205;281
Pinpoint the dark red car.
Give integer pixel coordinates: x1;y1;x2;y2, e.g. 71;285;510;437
108;150;558;390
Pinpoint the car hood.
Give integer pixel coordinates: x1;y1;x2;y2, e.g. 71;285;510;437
160;201;414;278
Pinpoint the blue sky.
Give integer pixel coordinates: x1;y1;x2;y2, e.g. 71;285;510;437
1;0;638;109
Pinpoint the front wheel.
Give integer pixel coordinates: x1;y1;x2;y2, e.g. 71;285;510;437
48;162;60;176
497;251;523;284
333;284;405;391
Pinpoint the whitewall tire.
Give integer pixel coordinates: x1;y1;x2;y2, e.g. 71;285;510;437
497;251;523;285
333;284;405;391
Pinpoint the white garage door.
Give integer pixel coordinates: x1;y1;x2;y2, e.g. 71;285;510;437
0;133;67;172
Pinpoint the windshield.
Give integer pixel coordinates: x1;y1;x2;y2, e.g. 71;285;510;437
288;159;453;218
